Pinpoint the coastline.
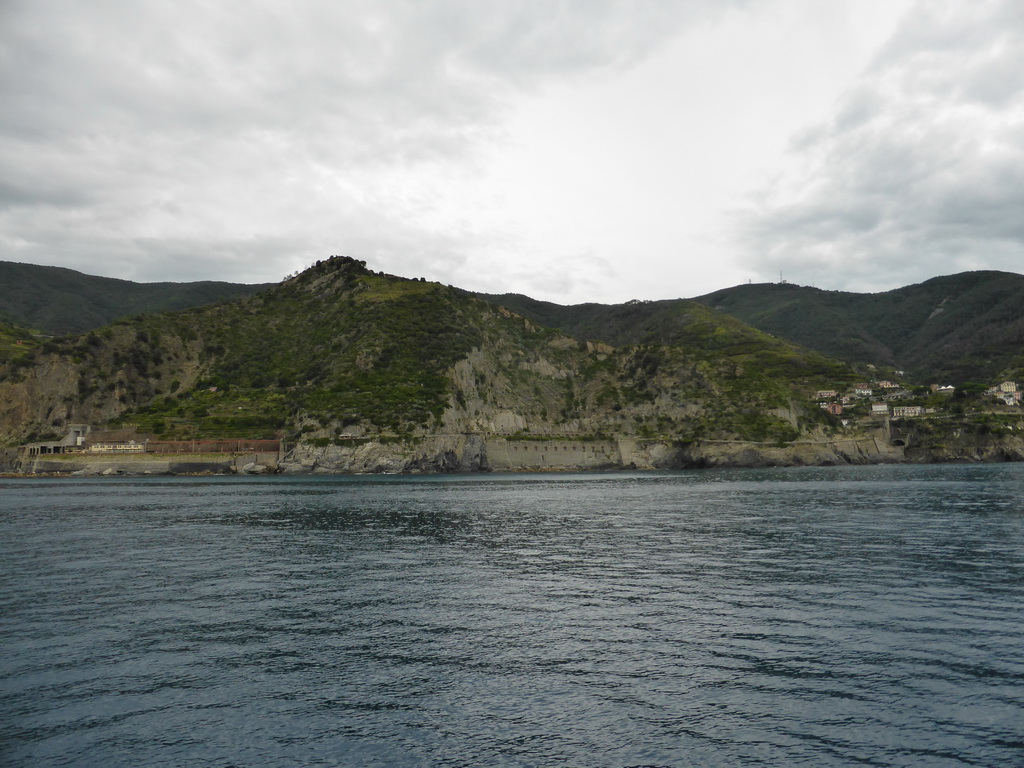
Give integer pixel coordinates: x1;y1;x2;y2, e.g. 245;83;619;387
4;430;1022;477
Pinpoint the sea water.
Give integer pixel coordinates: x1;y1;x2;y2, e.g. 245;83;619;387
2;464;1023;767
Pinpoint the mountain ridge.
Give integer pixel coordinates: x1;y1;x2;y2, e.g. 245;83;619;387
4;258;1021;387
2;259;1022;472
0;260;273;336
476;269;1024;385
693;270;1024;384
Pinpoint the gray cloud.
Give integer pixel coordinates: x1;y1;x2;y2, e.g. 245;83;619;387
739;0;1024;291
0;0;723;285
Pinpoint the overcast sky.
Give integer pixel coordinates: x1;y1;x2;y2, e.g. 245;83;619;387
2;0;1022;303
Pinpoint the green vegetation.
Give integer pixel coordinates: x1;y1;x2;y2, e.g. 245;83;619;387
0;320;40;363
112;388;288;439
474;291;852;393
3;257;1019;458
0;260;271;336
93;260;486;440
692;271;1024;384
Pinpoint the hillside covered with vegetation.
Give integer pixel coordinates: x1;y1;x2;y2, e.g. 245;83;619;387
693;271;1024;384
4;259;1022;472
0;257;854;449
0;261;271;336
472;291;855;385
0;319;40;362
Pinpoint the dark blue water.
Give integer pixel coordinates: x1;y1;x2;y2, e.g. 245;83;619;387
2;464;1023;767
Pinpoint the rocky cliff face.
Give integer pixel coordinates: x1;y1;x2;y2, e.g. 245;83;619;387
274;430;1024;474
0;325;203;444
273;433;906;474
280;435;488;474
903;429;1024;463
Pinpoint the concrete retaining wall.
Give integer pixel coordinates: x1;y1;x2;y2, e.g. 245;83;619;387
484;438;622;470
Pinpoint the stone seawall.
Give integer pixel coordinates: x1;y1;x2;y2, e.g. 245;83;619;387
483;435;905;470
484;439;622;470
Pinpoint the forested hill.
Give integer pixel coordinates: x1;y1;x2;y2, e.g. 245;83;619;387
468;290;851;383
0;256;851;448
5;258;1024;470
5;257;1021;386
693;271;1024;384
0;261;272;336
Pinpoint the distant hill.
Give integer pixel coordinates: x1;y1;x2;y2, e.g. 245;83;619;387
469;291;853;384
6;259;1021;386
0;261;273;336
693;271;1024;384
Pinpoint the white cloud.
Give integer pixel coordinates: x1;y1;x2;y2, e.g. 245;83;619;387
739;0;1024;292
0;0;715;290
12;0;1009;303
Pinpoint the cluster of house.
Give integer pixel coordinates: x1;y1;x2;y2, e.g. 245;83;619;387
813;380;1020;420
987;381;1022;406
814;381;910;418
20;426;161;457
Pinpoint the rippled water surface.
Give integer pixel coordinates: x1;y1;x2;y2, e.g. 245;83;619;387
2;465;1024;767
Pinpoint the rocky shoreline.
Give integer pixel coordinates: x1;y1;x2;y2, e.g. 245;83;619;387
5;430;1023;476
